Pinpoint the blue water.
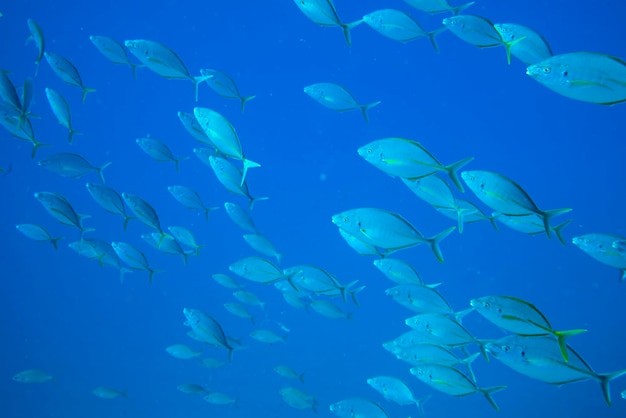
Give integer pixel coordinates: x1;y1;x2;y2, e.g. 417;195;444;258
1;1;625;417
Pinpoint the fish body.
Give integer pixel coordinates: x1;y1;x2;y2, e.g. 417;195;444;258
310;300;352;320
212;273;243;290
494;23;552;65
183;307;233;361
304;82;380;123
168;185;217;221
16;223;62;249
111;241;159;283
86;183;134;230
121;193;166;238
26;19;45;74
44;87;81;142
166;344;202;360
34;191;92;237
329;397;390;418
366;375;427;408
177;112;216;148
136;137;187;171
207;154;266;210
229;256;289;286
92;386;127;399
224;201;257;232
572;233;626;281
168;226;202;256
44;52;95;103
274;366;305;383
90;35;140;78
280;386;317;412
200;68;255;111
250;329;285;344
38;152;110;182
527;52;626;105
363;9;445;51
293;0;363;46
12;369;54;383
243;233;281;263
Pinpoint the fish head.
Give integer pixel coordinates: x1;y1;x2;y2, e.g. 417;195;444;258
485;337;527;364
362;11;384;29
356;143;384;164
571;235;591;251
526;59;569;87
469;295;500;317
409;366;432;383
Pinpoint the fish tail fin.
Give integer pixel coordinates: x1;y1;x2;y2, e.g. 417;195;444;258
553;219;572;246
50;236;63;250
130;63;142;79
542;207;573;239
147;268;164;284
340;18;363;46
122;215;135;231
444;156;474;191
67;127;83;143
415;394;432;418
428;27;448;53
455;205;465;234
597;369;626;406
342;279;359;304
248;196;269;211
453;307;474;325
240;158;261;186
193;74;214;102
350;285;366;307
554;328;587;361
453;1;475;15
298;372;305;384
426;226;456;263
81;87;96;104
240;95;256;112
476;339;492;362
462;352;481;382
97;161;113;184
487;212;500;231
503;35;528;65
30;139;51;159
479;385;506;411
360;100;381;124
227;346;234;363
194;244;203;257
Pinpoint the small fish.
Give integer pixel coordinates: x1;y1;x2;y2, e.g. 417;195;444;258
280;386;317;412
44;87;82;142
142;233;190;265
167;185;218;221
494;212;571;245
177;383;208;395
223;302;254;322
193;107;260;184
358;137;473;191
293;0;363;46
233;290;265;309
387;285;466;321
177;112;216;148
367;376;430;412
403;0;474;15
494;23;552;66
212;273;244;290
86;183;134;230
69;238;130;282
90;35;141;78
183;307;234;361
310;299;352;320
304;82;380;123
38;153;111;183
111;241;160;283
206;154;267;210
92;386;127;399
274;366;305;383
166;344;202;360
16;223;62;249
410;364;506;410
26;19;45;75
526;52;626;105
363;9;445;51
34;192;93;238
229;256;293;287
136;137;187;172
0;110;47;158
122;192;168;240
572;233;626;282
470;295;586;361
224;201;257;232
12;369;54;383
44;52;95;103
204;392;236;405
391;343;480;382
200;68;256;112
250;329;285;344
243;233;282;263
124;39;212;101
168;226;202;256
373;258;427;286
329;397;390;418
462;170;571;239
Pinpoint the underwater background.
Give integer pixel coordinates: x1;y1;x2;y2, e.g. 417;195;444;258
1;0;625;417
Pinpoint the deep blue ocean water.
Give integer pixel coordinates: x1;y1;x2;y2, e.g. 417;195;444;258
1;1;625;417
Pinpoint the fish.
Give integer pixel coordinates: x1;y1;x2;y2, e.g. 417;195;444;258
0;71;22;116
121;193;169;242
168;226;202;256
486;335;626;406
167;185;218;221
12;369;54;383
358;138;473;191
92;387;127;399
274;366;305;383
16;223;62;249
34;192;93;238
293;0;363;46
332;208;455;262
285;264;350;300
233;290;265;309
493;212;571;245
526;52;626;105
470;295;586;361
136;137;187;172
203;392;236;405
200;357;226;369
223;302;254;322
85;183;134;231
329;397;390;418
572;233;626;282
461;170;571;239
165;344;202;360
44;87;81;142
44;52;95;103
390;343;480;381
177;111;216;148
243;233;282;263
494;23;553;66
26;19;45;75
280;387;317;412
363;9;446;51
124;39;212;101
212;273;244;290
200;68;256;112
89;35;141;78
177;383;208;395
206;154;267;210
183;307;234;361
141;233;190;265
38;153;111;183
387;285;468;322
374;258;441;287
304;82;380;123
0;110;47;158
229;256;294;288
410;364;506;410
69;238;130;282
403;0;474;15
366;376;430;413
192;107;260;184
310;299;352;320
250;329;286;344
111;241;160;283
224;201;257;232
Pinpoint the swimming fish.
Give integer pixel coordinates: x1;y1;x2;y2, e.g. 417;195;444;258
572;233;626;282
44;52;96;103
200;68;256;112
90;35;141;78
363;9;446;51
38;153;111;183
136;137;187;172
304;82;380;123
86;183;134;230
44;87;82;142
293;0;363;46
16;223;62;249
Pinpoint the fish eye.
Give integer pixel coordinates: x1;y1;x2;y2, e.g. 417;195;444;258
483;302;489;308
367;148;373;154
497;308;502;313
542;66;551;74
502;345;510;352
